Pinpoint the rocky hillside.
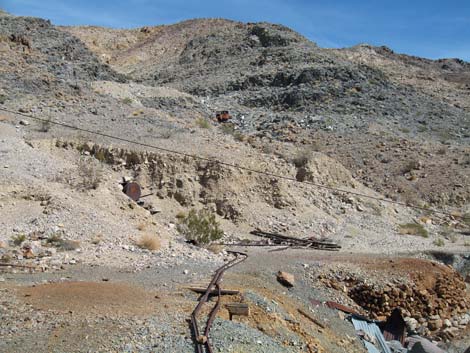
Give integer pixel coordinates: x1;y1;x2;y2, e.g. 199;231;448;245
62;19;470;207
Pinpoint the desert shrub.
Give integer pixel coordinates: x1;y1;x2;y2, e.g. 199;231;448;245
11;234;26;246
195;118;211;129
292;149;311;168
206;244;224;254
121;97;133;105
137;234;161;251
220;123;236;135
77;156;103;190
399;223;428;238
439;226;458;242
402;160;420;174
433;238;445;247
463;213;470;226
0;94;7;104
39;118;51;132
137;222;147;231
233;131;245;141
175;211;186;220
177;209;223;245
94;150;107;163
45;233;79;250
59;239;81;251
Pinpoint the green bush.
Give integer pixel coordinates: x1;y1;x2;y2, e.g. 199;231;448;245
11;234;26;246
177;209;223;245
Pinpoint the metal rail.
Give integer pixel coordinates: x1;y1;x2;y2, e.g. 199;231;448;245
190;251;247;353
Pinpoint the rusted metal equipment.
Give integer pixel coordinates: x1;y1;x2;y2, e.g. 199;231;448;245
247;230;341;251
215;111;231;122
190;251;247;353
123;181;141;201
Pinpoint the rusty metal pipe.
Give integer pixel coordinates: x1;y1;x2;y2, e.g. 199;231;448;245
190;251;247;353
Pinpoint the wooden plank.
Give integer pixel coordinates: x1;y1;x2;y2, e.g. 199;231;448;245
226;303;249;319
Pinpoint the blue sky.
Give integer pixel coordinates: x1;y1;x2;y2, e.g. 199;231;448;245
2;0;469;60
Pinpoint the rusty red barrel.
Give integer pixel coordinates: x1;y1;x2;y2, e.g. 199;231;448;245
123;182;141;201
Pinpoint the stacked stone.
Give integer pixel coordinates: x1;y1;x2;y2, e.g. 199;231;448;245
348;274;470;336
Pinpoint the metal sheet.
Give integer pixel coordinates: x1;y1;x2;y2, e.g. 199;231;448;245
352;318;392;353
326;301;359;315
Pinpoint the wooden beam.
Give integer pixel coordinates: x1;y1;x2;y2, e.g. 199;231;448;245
226;303;249;320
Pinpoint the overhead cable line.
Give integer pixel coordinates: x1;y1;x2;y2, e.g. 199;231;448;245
0;106;465;219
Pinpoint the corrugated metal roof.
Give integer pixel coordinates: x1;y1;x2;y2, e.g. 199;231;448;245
352;318;392;353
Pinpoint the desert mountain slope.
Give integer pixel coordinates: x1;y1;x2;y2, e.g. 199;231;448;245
61;18;470;206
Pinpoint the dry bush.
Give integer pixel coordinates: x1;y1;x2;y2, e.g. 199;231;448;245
399;223;428;238
137;234;161;251
91;234;103;245
0;240;7;249
175;211;186;220
292;149;311;168
39;118;51;132
137;222;147;231
77;156;103;190
206;244;224;254
46;233;81;250
195;117;211;129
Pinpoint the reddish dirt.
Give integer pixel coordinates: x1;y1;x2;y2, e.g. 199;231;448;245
18;281;160;316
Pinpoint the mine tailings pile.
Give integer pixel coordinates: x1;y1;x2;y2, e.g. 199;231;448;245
321;262;470;342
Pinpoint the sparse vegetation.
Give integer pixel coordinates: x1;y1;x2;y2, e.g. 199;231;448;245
175;211;186;220
177;209;223;245
94;150;107;163
77;156;103;190
402;160;420;174
398;223;428;238
0;94;7;104
195;117;211;129
45;233;80;250
433;238;445;247
39;118;51;132
206;243;224;254
121;97;133;105
11;234;26;246
463;213;470;226
137;234;161;251
292;149;311;168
